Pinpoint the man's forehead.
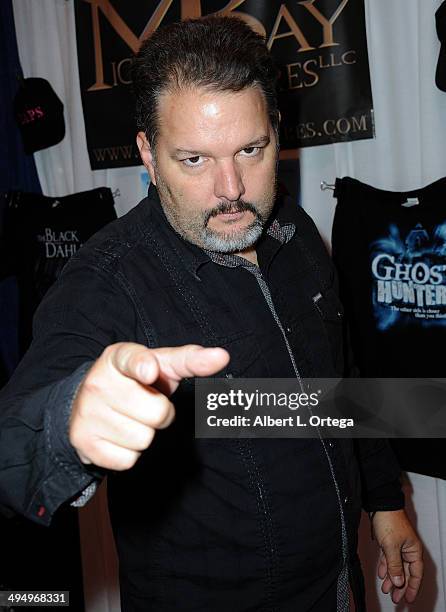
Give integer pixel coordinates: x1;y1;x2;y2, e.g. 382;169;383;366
156;85;271;150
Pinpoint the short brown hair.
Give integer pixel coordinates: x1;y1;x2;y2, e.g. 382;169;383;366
131;16;280;147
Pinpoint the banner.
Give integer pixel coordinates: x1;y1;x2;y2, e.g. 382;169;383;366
74;1;374;170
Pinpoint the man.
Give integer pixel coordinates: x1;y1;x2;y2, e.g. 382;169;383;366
0;16;422;611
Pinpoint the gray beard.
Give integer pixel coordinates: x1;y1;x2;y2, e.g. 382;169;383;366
159;195;268;253
197;218;264;252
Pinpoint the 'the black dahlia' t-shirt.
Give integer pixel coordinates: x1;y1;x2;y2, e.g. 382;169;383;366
5;187;116;354
332;176;446;479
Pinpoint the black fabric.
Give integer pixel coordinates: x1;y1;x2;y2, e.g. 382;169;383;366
436;1;446;92
0;1;41;192
0;276;19;386
0;508;85;611
0;0;42;387
0;189;404;611
0;194;19;385
332;176;446;479
4;186;116;354
13;78;65;154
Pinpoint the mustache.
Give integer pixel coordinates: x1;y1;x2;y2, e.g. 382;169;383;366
204;200;259;223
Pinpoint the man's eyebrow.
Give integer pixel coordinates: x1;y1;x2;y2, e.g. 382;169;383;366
173;136;271;158
242;135;270;148
173;148;205;158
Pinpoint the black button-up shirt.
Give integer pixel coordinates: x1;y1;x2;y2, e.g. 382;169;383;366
0;188;404;611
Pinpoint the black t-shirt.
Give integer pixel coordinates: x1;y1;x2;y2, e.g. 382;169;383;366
332;176;446;478
5;186;116;353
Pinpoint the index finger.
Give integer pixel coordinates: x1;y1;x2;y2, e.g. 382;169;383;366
154;345;230;381
151;345;230;395
107;343;230;392
108;343;161;384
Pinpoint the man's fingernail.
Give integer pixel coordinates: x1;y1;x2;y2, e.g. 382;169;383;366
393;575;404;587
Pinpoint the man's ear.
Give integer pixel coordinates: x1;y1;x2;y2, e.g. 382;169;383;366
136;132;156;185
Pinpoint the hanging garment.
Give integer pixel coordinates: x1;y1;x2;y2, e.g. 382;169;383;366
0;187;114;611
0;193;19;386
332;176;446;479
4;186;116;354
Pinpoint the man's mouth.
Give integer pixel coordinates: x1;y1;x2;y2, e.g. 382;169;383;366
215;210;246;222
204;200;258;228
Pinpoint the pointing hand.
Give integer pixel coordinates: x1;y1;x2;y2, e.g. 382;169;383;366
69;342;230;470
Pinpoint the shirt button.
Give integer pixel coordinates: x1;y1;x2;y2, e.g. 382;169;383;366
328;441;334;448
344;496;349;504
285;326;292;334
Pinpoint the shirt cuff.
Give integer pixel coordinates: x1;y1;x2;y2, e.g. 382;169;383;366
70;481;98;507
361;478;405;513
44;361;94;471
29;362;104;521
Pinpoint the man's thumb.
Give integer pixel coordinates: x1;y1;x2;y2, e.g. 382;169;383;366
383;545;405;587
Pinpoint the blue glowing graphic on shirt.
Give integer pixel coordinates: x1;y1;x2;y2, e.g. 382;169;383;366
370;222;446;331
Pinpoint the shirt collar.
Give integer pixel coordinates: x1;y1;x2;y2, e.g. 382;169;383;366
205;218;295;269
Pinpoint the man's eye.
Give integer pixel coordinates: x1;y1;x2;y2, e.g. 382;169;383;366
183;156;204;167
240;147;260;157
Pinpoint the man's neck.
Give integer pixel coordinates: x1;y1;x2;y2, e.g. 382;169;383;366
235;247;258;266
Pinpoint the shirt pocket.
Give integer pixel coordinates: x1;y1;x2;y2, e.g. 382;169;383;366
218;330;270;378
311;287;345;372
312;287;344;321
178;330;270;392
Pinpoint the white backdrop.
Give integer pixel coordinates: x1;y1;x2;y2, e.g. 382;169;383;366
11;1;446;610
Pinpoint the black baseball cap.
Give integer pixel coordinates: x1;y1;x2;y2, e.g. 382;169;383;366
13;78;65;154
436;1;446;91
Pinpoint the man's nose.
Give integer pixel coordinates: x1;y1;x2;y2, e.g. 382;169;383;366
214;160;245;202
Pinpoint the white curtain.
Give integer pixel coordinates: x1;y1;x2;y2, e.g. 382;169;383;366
12;1;446;610
12;0;145;218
